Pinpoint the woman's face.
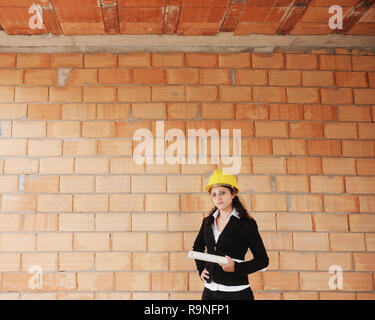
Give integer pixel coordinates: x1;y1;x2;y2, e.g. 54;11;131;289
210;186;235;212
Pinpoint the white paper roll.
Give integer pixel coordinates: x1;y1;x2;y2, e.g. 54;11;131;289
188;251;243;264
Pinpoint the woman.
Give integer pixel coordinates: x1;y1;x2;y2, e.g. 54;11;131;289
193;169;269;300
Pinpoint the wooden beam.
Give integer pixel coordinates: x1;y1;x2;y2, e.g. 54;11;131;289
276;0;311;35
336;0;375;34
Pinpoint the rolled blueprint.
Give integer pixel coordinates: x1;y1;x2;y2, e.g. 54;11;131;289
188;250;244;264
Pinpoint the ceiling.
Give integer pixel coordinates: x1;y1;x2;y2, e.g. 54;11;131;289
0;0;374;37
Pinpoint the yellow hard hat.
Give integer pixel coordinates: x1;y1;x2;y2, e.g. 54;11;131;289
204;169;240;193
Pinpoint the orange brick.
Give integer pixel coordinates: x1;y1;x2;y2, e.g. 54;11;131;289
133;252;169;271
166;68;199;84
313;214;348;232
252;194;287;212
321;88;353;105
330;233;365;251
36;232;72;251
145;194;180;212
299;272;331;291
63;141;97;157
349;214;375;232
357;159;375;175
59;252;94;271
21;253;57;272
118;86;151;102
4;157;38;174
37;195;72;212
252;157;286;174
255;121;288;137
0;253;21;271
12;121;46;138
2;273;35;292
273;139;306;155
365;233;375;251
218;53;251;68
269;70;301;86
293;232;329;251
283;292;318;300
180;194;215;212
112;232;146;251
353;253;375;271
41;273;77;292
277;213;312;231
98;68;131;84
77;272;113;291
0;86;14;102
0;214;21;231
23;176;59;193
151;272;188;291
354;88;375;105
186;53;218;67
0;53;16;68
0;70;23;85
27;104;62;120
289;195;323;212
96;213;131;232
131;175;166;193
304;105;337;121
167;175;202;193
311;176;345;194
287;87;320;103
50;87;82;103
109;194;144;212
302;71;334;87
0;104;27;119
115;272;150;291
338;105;371;122
133;68;166;84
59;214;95;232
319;54;351;71
342;141;375;157
186;86;217;101
152;53;184;67
28;140;62;157
23;214;58;231
324;122;357;139
62;104;95;120
47;121;81;138
167;103;198;119
17;53;50;68
131;213;167;232
95;176;130;193
346;177;375;194
263;272;299;291
132;103;165;119
358;123;375;139
252;53;284;69
83;87;116;102
359;196;375;213
84;53;117;68
220;119;254;137
199;103;233;119
24;69;57;85
259;231;293;250
168;213;203;232
73;194;107;212
369;72;375;88
97;103;129;120
236;70;267;85
200;69;232;85
1;194;37;212
15;87;48;102
242;139;272;156
316;252;352;271
235;104;268;120
82;121;116;137
253;87;285;103
148;233;183;251
352;55;375;71
66;69;97;85
322;158;355;175
96;252;131;271
280;252;316;270
50;53;83;68
98;139;132;156
0;233;35;252
0;139;26;156
275;176;309;193
74;233;110;251
118;53;151;67
308;140;341;156
336;71;367;87
0;176;18;193
290;122;323;138
286;53;318;69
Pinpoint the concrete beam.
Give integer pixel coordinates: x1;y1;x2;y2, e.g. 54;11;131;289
0;31;374;53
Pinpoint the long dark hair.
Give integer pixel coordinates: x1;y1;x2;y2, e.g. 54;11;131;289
208;186;253;220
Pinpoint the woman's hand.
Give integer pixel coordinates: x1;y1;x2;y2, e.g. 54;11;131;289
219;255;235;272
200;268;210;281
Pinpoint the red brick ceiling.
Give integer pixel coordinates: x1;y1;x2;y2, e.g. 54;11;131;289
0;0;374;36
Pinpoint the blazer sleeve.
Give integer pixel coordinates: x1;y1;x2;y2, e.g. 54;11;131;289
192;218;206;276
234;218;269;276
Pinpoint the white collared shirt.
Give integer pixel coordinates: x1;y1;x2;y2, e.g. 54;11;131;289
204;208;250;292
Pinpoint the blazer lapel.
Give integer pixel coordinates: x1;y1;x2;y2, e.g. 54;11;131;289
205;215;216;248
216;216;241;246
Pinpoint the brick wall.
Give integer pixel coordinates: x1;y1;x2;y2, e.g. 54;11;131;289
0;51;374;300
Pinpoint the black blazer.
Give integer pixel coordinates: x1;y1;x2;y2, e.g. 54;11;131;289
192;214;269;286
